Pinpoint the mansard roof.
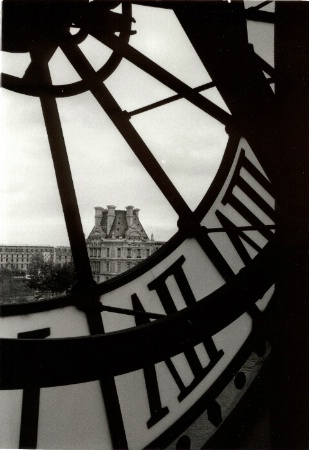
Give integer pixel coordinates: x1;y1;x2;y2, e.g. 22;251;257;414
87;206;149;242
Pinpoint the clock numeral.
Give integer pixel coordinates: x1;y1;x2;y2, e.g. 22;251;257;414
132;294;169;428
221;148;275;241
226;148;273;201
147;259;224;389
17;328;51;450
147;255;203;311
131;256;223;428
215;210;263;266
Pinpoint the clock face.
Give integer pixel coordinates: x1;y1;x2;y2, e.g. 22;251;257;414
0;2;277;449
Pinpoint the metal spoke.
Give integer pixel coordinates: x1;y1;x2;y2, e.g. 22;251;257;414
126;81;216;118
83;29;232;127
99;304;164;320
254;53;275;77
245;9;275;23
23;46;57;81
207;225;275;233
60;38;192;219
194;227;235;282
29;45;94;288
248;1;273;11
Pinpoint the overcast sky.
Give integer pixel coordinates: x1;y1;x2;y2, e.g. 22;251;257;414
1;2;274;246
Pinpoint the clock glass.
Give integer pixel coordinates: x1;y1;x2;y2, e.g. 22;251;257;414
0;2;277;449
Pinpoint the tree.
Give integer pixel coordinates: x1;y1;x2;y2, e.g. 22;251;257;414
27;255;76;294
0;268;33;303
47;263;77;294
27;253;54;292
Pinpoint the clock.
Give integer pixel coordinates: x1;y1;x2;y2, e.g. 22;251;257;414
0;1;290;449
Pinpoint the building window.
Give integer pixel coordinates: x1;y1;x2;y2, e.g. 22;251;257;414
106;262;110;272
127;248;131;258
106;248;110;258
117;248;121;257
137;249;141;258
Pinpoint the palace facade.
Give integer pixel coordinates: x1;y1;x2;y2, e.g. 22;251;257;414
87;205;164;283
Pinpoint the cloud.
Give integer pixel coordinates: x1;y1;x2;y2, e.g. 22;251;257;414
130;5;212;87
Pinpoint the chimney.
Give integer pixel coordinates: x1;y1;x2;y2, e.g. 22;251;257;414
126;205;134;227
133;208;140;219
94;207;103;226
107;205;116;235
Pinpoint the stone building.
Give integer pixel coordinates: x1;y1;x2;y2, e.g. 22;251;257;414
0;245;71;273
0;245;53;272
86;205;164;283
53;247;72;266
